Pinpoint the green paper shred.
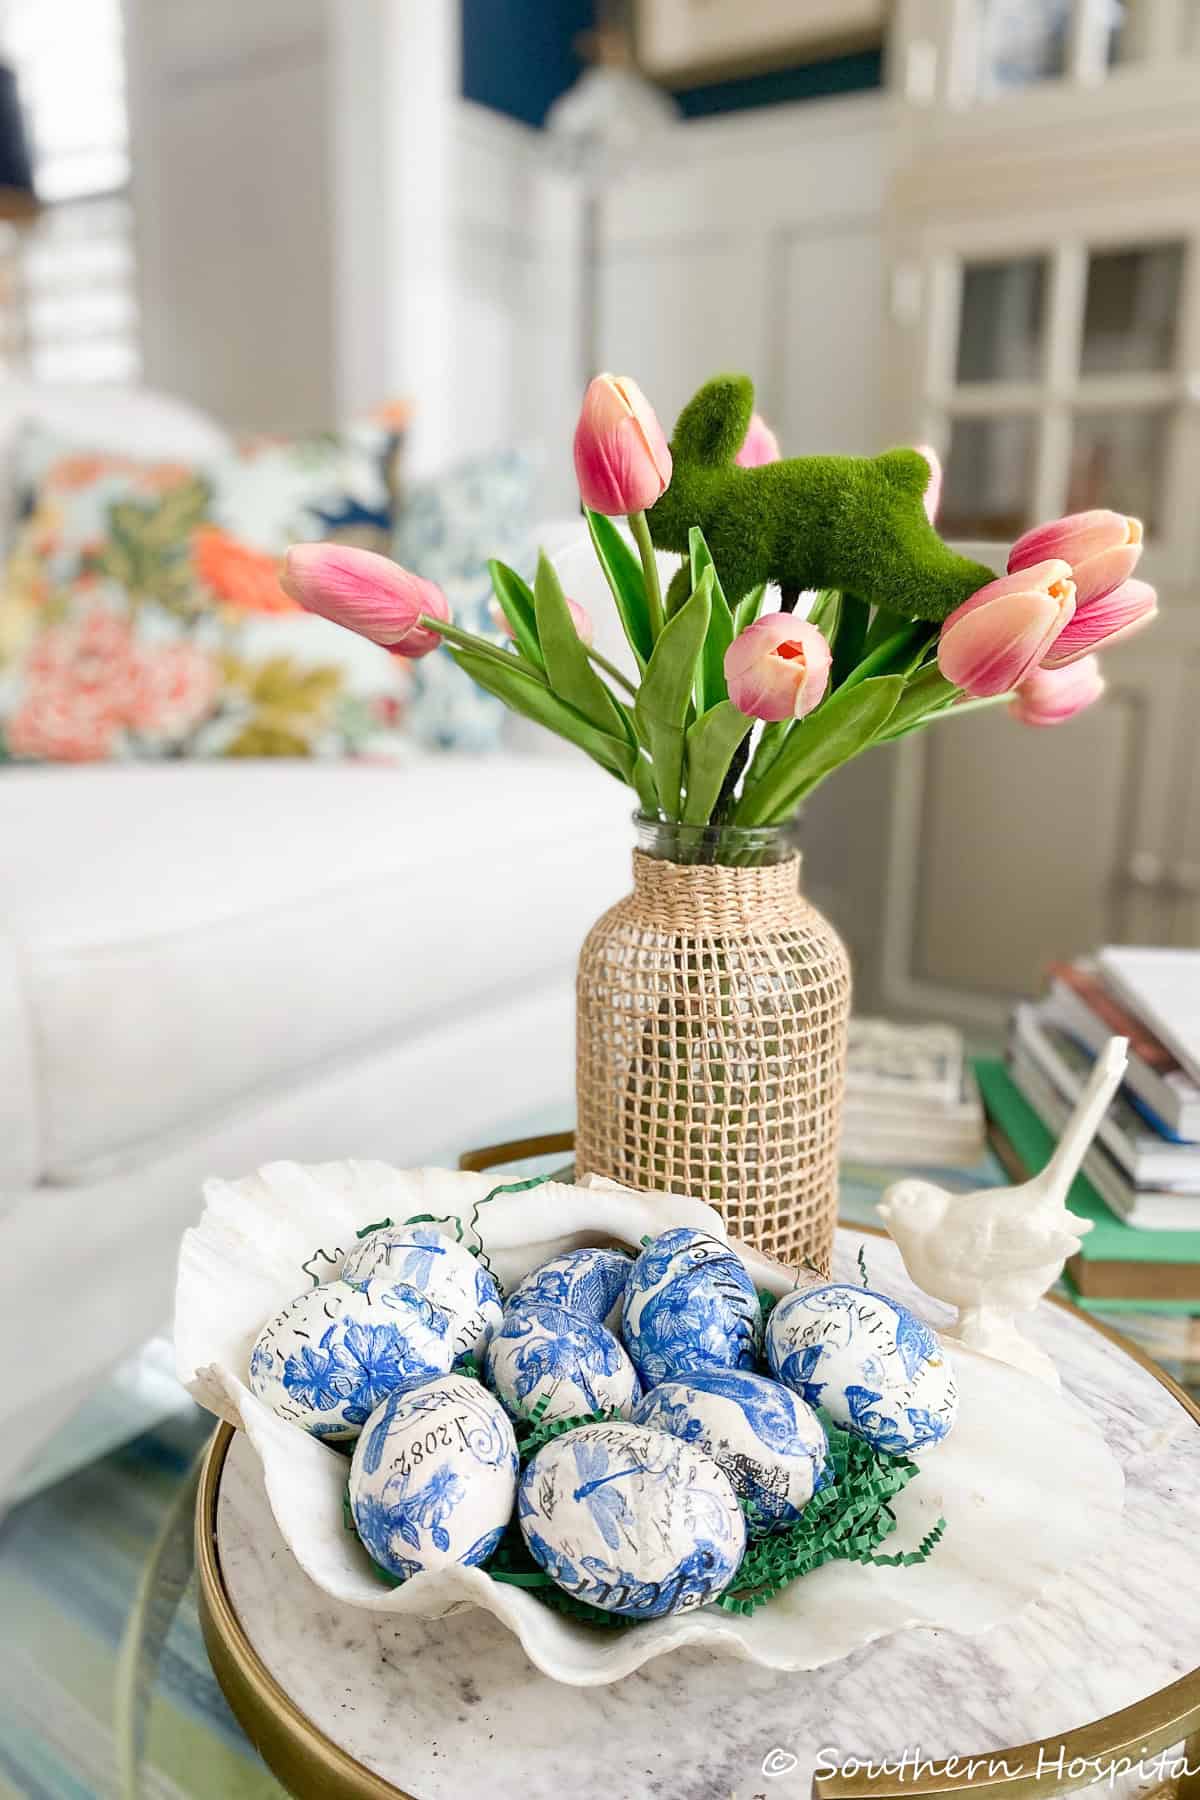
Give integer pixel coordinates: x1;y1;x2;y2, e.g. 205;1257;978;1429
857;1243;871;1287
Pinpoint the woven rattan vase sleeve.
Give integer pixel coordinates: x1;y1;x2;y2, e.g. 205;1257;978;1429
575;850;850;1271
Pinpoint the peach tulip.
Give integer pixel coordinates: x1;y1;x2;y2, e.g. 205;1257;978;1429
281;544;449;658
725;615;831;722
490;593;593;647
1040;576;1157;669
1010;656;1105;727
573;374;672;516
735;412;781;469
937;561;1075;698
1008;509;1142;607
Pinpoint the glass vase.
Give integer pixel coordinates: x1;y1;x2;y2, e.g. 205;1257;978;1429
575;814;851;1271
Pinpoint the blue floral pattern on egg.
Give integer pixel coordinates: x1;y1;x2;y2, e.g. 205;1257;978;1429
349;1373;518;1580
633;1368;828;1536
247;1278;455;1442
519;1421;745;1618
507;1247;633;1328
765;1282;959;1454
341;1226;503;1362
621;1227;761;1387
485;1301;641;1425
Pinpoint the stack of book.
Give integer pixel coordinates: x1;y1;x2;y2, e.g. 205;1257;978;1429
978;948;1200;1368
842;1018;986;1167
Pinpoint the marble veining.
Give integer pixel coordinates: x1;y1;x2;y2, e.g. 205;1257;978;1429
215;1232;1200;1800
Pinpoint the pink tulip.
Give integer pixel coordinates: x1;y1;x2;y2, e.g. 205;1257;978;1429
724;615;832;722
735;412;781;469
1040;576;1158;668
573;374;672;516
489;593;593;647
1008;509;1143;606
281;544;449;658
915;444;942;523
937;560;1075;698
1010;656;1105;727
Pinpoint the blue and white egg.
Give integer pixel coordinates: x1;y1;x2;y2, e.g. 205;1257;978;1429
248;1278;456;1443
621;1227;761;1387
349;1374;518;1581
634;1368;828;1536
507;1246;633;1330
340;1225;503;1363
519;1421;745;1619
485;1301;641;1425
766;1282;959;1454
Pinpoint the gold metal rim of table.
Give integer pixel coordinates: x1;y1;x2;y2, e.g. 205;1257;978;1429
194;1130;1200;1800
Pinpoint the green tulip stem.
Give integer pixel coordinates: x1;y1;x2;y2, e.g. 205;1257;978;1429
419;615;543;680
877;690;1009;744
628;509;666;641
585;647;639;698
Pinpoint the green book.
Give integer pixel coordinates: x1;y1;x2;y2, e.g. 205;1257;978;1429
976;1059;1200;1261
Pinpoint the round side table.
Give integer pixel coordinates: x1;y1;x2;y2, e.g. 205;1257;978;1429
195;1145;1200;1800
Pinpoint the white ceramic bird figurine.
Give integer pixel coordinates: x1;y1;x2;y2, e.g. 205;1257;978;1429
879;1036;1129;1388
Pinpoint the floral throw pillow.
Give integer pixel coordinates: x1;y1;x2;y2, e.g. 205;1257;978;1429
0;416;414;762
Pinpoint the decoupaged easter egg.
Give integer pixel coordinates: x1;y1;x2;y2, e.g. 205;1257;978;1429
248;1278;454;1442
507;1246;633;1328
340;1225;503;1362
766;1282;959;1454
519;1421;745;1618
349;1374;518;1581
634;1367;827;1536
621;1227;761;1386
485;1301;641;1425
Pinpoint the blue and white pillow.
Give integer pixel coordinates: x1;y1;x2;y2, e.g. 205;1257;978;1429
393;449;539;752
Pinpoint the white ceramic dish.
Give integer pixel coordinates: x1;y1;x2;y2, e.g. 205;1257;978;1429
175;1160;1124;1687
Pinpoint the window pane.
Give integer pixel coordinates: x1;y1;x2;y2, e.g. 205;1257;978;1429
1067;409;1170;532
1081;243;1184;375
977;0;1071;94
957;257;1046;384
941;416;1037;539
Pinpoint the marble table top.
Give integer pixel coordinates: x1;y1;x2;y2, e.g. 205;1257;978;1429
215;1230;1200;1800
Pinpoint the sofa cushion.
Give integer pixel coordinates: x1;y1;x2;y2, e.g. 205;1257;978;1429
0;756;632;1188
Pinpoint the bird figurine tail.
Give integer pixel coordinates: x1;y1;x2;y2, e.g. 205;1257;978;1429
1036;1034;1129;1214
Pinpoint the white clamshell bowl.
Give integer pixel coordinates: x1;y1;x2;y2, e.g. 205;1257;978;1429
175;1160;1124;1688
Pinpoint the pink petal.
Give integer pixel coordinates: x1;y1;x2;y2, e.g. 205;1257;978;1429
938;589;1072;696
1041;577;1157;667
1010;656;1105;726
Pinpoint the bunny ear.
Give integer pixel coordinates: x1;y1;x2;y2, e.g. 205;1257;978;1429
671;374;755;469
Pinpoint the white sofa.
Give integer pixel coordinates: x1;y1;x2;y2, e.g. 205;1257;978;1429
0;754;632;1498
0;380;635;1501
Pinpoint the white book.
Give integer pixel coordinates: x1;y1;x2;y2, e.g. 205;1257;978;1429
1097;948;1200;1088
845;1018;963;1109
1009;1048;1200;1230
1013;1003;1200;1189
1044;973;1200;1140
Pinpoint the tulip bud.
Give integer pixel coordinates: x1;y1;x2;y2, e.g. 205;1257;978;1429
724;615;832;722
573;374;673;516
937;561;1075;698
1008;509;1142;607
1040;576;1157;669
490;592;593;647
735;412;781;469
281;544;449;658
915;445;942;523
1010;656;1105;727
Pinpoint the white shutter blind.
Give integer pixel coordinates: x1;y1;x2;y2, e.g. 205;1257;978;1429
3;0;139;382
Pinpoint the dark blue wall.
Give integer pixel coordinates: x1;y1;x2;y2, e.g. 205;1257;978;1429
459;1;882;127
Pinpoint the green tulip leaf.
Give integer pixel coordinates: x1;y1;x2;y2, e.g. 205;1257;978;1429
448;646;636;782
632;752;660;816
682;701;753;825
735;674;904;824
634;568;713;818
731;583;767;638
689;526;735;714
875;664;960;741
489;559;544;671
839;620;935;692
830;592;870;689
585;510;653;670
534;551;633;743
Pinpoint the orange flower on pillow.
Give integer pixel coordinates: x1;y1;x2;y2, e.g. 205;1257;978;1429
192;524;297;614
